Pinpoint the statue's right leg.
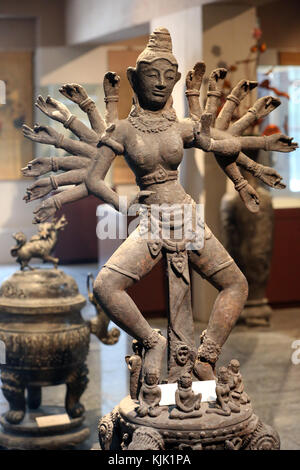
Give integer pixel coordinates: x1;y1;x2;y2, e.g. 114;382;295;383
93;228;167;377
1;370;25;424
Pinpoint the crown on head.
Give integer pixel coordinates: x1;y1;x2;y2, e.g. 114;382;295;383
136;27;178;66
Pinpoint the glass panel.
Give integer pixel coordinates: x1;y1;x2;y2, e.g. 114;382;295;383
257;66;300;197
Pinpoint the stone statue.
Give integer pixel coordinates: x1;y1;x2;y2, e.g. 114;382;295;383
207;366;240;416
125;339;143;400
11;215;67;270
227;359;250;404
22;27;291;450
136;370;163;418
170;373;202;419
220;150;274;326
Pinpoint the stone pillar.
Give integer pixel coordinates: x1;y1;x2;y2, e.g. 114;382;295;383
151;7;206;322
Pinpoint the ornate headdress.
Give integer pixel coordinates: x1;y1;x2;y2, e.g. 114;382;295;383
136;27;178;67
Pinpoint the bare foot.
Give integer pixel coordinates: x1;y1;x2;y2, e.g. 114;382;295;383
193;359;216;381
143;334;167;379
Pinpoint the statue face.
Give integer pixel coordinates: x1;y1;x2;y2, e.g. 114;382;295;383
229;361;240;373
179;374;192;388
145;372;158;385
176;345;189;366
135;59;179;110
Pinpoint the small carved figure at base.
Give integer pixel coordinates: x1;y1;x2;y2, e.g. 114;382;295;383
136;370;164;418
207;366;240;416
125;339;143;400
170;373;202;420
227;359;250;404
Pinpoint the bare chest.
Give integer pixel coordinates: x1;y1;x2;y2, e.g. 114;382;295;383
124;124;184;176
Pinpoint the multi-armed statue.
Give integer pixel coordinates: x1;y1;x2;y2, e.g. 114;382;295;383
22;28;296;450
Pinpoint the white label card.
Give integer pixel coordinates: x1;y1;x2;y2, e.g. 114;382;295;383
158;380;216;406
36;413;71;428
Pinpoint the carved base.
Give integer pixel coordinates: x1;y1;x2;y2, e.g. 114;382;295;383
0;406;90;450
239;298;272;327
98;396;280;450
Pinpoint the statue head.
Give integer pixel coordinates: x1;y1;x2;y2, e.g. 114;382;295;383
228;359;240;374
127;28;181;111
178;373;193;389
217;366;230;384
175;343;190;366
145;370;159;386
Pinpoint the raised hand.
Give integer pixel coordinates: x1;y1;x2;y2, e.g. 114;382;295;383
267;133;298;152
22;124;59;146
239;183;260;213
253;96;281;119
22;158;52;177
103;72;120;97
194;113;212;151
186;62;206;91
232;79;257;100
208;68;227;92
256;164;286;189
35;95;72;123
59;83;88;105
23;178;52;203
33;198;57;224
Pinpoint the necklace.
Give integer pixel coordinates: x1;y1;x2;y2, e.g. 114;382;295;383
128;106;177;134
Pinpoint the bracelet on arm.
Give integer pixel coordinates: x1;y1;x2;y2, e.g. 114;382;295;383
207;90;222;98
63;114;76;129
55;134;64;149
248;107;258;118
79;97;95;112
51;157;59;172
104;96;119;103
253;163;263;178
234;178;248;192
185;89;200;97
53;195;62;211
50;175;58;190
226;94;240;106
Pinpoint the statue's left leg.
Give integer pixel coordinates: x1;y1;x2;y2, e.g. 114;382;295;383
189;227;248;380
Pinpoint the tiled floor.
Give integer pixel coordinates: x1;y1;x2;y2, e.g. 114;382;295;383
0;263;299;450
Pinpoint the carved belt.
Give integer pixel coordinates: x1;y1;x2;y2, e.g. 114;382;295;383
138;195;205;282
136;165;178;187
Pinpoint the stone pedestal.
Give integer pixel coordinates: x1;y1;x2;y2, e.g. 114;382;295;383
99;396;280;451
